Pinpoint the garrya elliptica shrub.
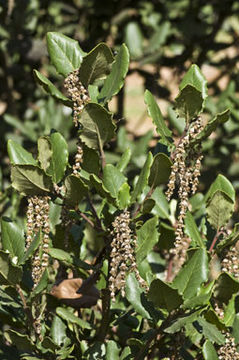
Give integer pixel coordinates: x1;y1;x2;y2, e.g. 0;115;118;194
1;32;239;359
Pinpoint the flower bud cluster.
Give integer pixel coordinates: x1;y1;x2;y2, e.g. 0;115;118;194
218;332;239;359
109;211;148;301
221;244;239;278
64;69;90;127
72;142;83;176
26;196;50;287
166;118;203;269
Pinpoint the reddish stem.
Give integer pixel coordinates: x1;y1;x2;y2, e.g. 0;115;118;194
209;229;223;252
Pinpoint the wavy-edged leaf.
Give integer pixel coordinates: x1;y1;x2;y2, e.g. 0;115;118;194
64;175;88;206
165;308;204;333
202;340;219;360
5;330;34;352
148;279;183;311
7;140;37;166
173;248;208;299
98;44;129;104
206;191;234;230
56;307;91;329
1;217;25;264
116;148;131;172
103;164;126;198
145;90;172;146
50;315;67;347
131;152;153;203
185;211;205;248
198;317;225;345
136;217;158;263
214;272;239;304
106;341;120;360
80;103;116;150
89;174;116;205
37;136;52;173
217;223;239;251
79;43;114;87
175;64;207;119
205;174;235;203
48;132;69;183
47;32;85;76
148;153;172;188
11;165;53;196
33;70;71;106
125;273;151;319
118;183;131;210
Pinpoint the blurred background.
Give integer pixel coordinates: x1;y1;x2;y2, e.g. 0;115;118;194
1;0;239;216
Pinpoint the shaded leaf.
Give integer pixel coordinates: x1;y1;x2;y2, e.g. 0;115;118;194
145;90;172;146
183;282;214;309
47;32;85;77
136;217;158;263
148;279;183;311
48;248;73;265
125;273;151;319
0;251;22;285
206;191;234;230
125;22;143;59
205;174;235;203
7;140;37;166
1;217;25;264
11;165;53;196
148;153;172;188
185;212;205;248
79;43;114;87
37;136;52;173
5;330;34;351
31;269;48;297
80;103;116;150
214;272;239;304
165;309;203;333
131;152;153;202
217;223;239;251
64;175;88;207
202;340;219;360
48;132;69;183
197;317;225;345
56;307;91;329
99;44;129;104
173;248;208;299
116;148;131;172
33;70;71;105
89;174;116;205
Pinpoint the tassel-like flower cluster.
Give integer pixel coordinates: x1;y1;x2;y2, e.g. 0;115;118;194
26;196;50;287
221;244;239;278
218;332;239;359
166;118;203;267
109;211;147;301
64;69;90;127
72;142;83;176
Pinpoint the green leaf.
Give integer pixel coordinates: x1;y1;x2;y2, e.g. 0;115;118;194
125;273;151;319
125;22;143;59
98;44;129;104
148;153;172;188
37;136;52;173
198;317;225;345
50;315;67;346
202;340;219;360
33;70;71;106
175;64;207;119
90;174;116;205
185;212;205;248
1;217;25;264
131;152;153;203
206;191;234;230
136;217;158;263
48;132;69;183
205;174;235;203
11;165;53;196
173;248;208;299
0;251;22;285
145;90;172;146
165;308;203;333
116;148;131;172
4;114;37;141
80;103;116;150
148;279;183;311
7;140;37;166
103;164;126;198
106;341;120;360
79;43;114;87
191;109;230;146
214;273;239;304
64;175;88;206
56;307;91;329
20;232;41;264
48;248;73;265
118;183;131;210
47;32;85;77
5;330;34;351
183;282;214;309
217;223;239;251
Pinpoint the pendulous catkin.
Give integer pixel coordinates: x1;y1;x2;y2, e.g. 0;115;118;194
166;117;204;270
64;69;90;127
26;195;50;287
218;332;239;359
109;210;148;301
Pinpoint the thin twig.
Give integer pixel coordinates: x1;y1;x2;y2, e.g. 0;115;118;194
209;229;223;252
